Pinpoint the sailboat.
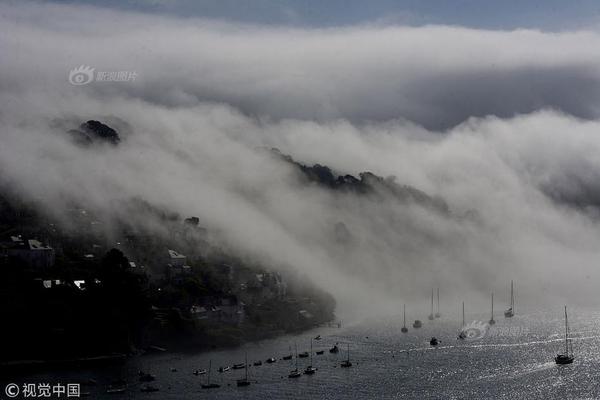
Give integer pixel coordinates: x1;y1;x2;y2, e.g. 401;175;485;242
435;288;441;318
489;293;496;325
428;289;435;320
555;306;574;365
457;302;467;340
401;304;408;333
236;353;251;387
304;339;317;375
504;280;515;318
288;343;302;378
341;344;352;367
283;345;293;360
201;360;220;389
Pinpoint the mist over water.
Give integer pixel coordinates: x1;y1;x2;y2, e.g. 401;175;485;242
2;2;600;321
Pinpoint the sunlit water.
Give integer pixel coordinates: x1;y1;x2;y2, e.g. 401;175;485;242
4;309;600;399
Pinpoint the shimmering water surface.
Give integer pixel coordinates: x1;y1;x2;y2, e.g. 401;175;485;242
5;309;600;399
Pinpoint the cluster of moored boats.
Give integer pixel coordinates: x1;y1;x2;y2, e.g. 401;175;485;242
402;281;575;365
97;340;352;394
199;337;353;389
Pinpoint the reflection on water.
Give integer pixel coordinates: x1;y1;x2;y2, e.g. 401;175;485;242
3;309;600;399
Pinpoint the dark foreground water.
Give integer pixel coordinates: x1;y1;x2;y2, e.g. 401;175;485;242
4;308;600;399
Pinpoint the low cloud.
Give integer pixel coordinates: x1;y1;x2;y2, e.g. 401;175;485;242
2;2;600;317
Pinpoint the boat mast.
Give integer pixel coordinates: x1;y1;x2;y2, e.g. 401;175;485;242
310;339;313;366
437;288;440;314
431;289;434;315
295;343;298;370
462;301;465;327
245;352;248;381
564;306;569;356
491;293;494;319
207;360;212;385
403;304;406;327
510;280;514;311
347;343;350;363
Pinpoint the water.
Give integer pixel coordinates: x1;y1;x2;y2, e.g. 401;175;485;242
4;309;600;399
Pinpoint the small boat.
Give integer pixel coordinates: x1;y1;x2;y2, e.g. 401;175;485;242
329;344;339;353
314;335;321;340
233;363;245;370
201;383;220;389
218;366;230;373
412;320;422;329
289;343;302;378
489;293;496;325
201;360;221;389
401;304;408;333
106;386;126;394
282;355;293;360
253;361;262;366
428;289;435;320
138;373;155;382
435;288;441;318
316;350;324;355
194;369;207;376
298;351;309;358
236;353;252;387
266;357;276;364
555;306;575;365
140;385;159;393
430;337;439;346
304;366;317;375
170;367;177;372
340;344;352;368
504;280;515;318
288;369;302;378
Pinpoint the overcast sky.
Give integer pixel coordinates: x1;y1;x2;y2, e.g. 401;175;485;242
46;0;600;30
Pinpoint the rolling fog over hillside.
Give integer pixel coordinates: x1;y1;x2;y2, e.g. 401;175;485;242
2;2;600;318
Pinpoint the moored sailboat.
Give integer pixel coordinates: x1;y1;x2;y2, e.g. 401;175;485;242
236;353;251;387
340;344;352;367
435;288;441;318
289;343;302;378
201;360;220;389
457;302;467;340
304;339;317;375
489;293;496;325
401;304;408;333
428;289;435;320
555;306;574;365
504;280;515;318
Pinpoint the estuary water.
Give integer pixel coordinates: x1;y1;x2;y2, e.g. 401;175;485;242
5;308;600;399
